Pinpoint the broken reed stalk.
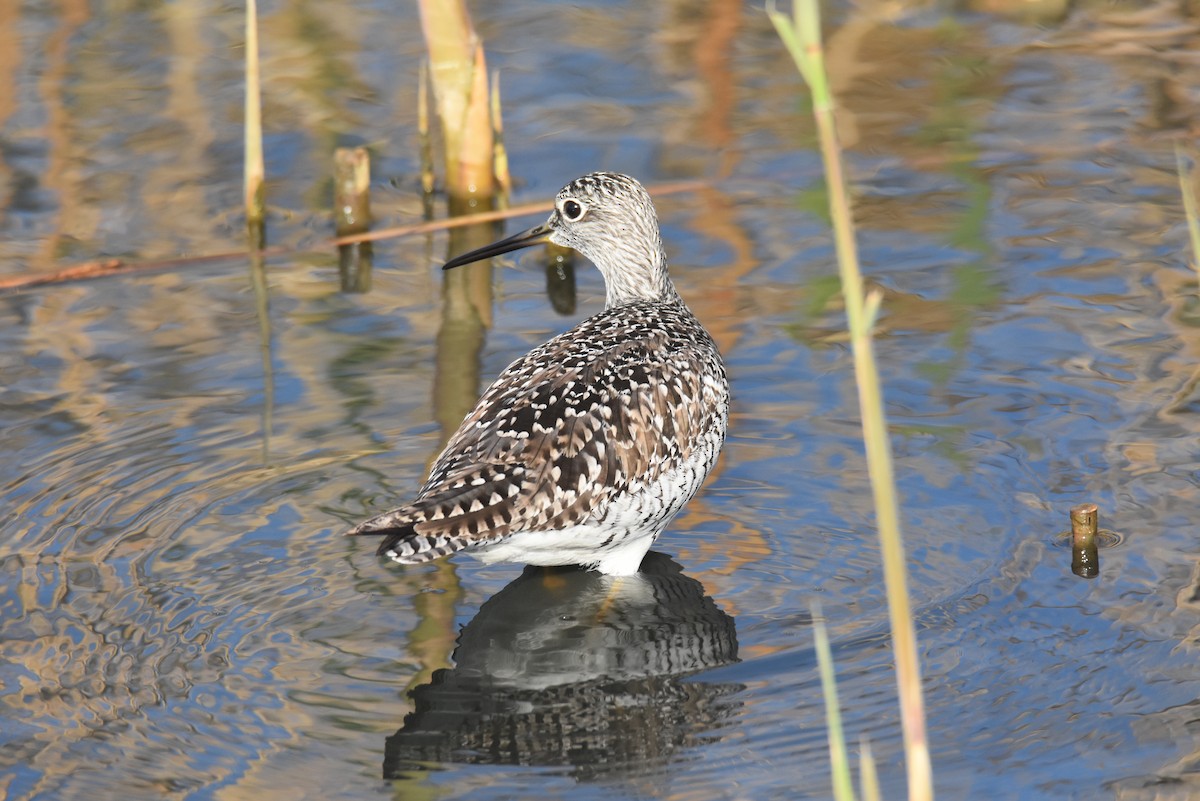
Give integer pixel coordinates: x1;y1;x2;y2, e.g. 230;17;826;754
1175;146;1200;287
768;2;933;799
1069;502;1100;579
418;0;500;205
244;0;265;226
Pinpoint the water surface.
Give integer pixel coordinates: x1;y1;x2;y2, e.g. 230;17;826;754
2;2;1199;799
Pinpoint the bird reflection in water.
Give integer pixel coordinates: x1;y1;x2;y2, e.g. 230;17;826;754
384;552;741;781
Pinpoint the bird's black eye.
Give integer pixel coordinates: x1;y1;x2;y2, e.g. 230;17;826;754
562;199;584;221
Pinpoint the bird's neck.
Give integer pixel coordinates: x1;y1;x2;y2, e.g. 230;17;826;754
600;251;677;309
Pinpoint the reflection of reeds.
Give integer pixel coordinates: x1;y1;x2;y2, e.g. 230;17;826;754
419;59;435;219
1176;145;1200;287
249;248;273;464
769;2;932;799
490;70;511;204
243;0;264;227
411;0;512;728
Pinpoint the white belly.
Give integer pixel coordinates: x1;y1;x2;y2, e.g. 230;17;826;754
472;429;723;575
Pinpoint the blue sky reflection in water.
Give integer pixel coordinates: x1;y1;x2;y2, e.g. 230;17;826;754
1;2;1200;799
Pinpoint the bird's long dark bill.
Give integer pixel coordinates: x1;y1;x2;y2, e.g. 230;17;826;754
442;223;552;270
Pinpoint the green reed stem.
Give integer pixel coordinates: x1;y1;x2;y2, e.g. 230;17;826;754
813;606;856;801
860;737;881;801
768;2;932;799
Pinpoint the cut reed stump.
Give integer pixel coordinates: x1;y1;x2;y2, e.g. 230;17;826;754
333;147;373;293
333;147;372;236
1070;502;1100;579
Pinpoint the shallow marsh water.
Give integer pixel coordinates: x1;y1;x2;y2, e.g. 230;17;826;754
2;1;1200;799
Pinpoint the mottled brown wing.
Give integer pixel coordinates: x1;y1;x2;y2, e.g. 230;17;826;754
348;312;723;563
423;334;709;538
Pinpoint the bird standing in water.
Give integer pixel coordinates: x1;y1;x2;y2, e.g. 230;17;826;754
347;173;728;575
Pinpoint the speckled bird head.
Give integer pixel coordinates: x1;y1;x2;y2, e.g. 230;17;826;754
443;172;676;308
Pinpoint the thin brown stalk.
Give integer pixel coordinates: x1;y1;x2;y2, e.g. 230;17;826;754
333;179;704;246
0;181;707;292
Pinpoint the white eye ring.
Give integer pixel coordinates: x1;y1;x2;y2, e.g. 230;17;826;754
561;199;586;221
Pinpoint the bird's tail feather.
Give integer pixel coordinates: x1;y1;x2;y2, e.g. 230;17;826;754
346;509;484;564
